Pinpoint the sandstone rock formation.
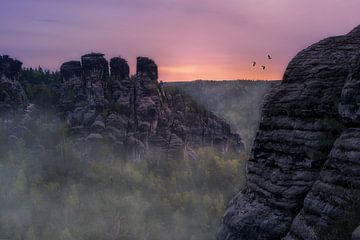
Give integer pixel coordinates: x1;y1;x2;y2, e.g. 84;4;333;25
0;55;28;116
59;53;242;161
0;55;45;155
218;25;360;240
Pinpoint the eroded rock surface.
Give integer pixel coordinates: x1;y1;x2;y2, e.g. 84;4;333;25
218;25;360;240
59;54;242;161
0;55;28;115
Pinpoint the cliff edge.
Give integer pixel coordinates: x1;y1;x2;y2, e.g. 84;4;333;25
218;25;360;240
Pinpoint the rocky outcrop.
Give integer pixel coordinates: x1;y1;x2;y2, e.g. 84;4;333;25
0;55;28;115
166;80;278;152
59;54;242;161
0;56;46;155
218;25;360;240
353;226;360;240
166;87;242;155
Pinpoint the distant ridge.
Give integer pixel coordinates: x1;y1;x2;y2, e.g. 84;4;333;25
165;79;279;152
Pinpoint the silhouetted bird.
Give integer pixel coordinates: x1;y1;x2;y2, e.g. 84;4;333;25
268;55;272;60
252;61;256;67
262;65;266;70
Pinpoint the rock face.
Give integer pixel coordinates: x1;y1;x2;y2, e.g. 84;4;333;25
353;226;360;240
0;55;28;115
59;54;242;161
218;25;360;240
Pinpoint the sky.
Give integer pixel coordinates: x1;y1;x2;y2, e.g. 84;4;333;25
1;0;360;81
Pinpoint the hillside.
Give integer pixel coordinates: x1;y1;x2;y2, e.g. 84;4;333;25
166;80;279;152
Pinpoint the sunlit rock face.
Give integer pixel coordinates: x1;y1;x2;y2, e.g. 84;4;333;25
59;54;243;161
0;55;28;115
218;25;360;240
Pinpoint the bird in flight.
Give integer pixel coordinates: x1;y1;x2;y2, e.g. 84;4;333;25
262;65;266;70
268;54;272;60
252;61;256;67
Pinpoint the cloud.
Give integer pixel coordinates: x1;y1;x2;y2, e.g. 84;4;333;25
1;0;360;80
34;18;61;24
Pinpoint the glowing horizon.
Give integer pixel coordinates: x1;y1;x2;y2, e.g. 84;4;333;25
1;0;360;81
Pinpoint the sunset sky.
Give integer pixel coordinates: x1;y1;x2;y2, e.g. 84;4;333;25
1;0;360;81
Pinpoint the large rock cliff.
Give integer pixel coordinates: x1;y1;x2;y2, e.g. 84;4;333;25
58;54;242;161
218;25;360;240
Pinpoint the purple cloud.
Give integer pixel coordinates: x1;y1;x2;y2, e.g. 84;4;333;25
1;0;360;80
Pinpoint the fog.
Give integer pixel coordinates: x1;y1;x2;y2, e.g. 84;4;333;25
0;110;246;240
166;80;279;153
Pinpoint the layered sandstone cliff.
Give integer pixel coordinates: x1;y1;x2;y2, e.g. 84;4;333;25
58;53;242;161
218;25;360;240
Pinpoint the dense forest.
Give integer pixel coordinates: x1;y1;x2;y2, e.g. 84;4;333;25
0;112;245;240
19;67;61;109
0;70;260;240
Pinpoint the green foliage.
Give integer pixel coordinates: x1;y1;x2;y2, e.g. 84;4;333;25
25;227;37;240
66;185;79;209
0;115;246;240
59;228;73;240
19;67;61;109
14;169;26;193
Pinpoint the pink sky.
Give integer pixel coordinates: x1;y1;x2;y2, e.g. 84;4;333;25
1;0;360;81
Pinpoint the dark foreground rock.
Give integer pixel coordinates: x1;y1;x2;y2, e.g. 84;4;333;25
58;54;243;161
353;226;360;240
218;25;360;240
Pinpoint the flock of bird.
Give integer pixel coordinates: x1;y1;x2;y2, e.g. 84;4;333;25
253;54;272;70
